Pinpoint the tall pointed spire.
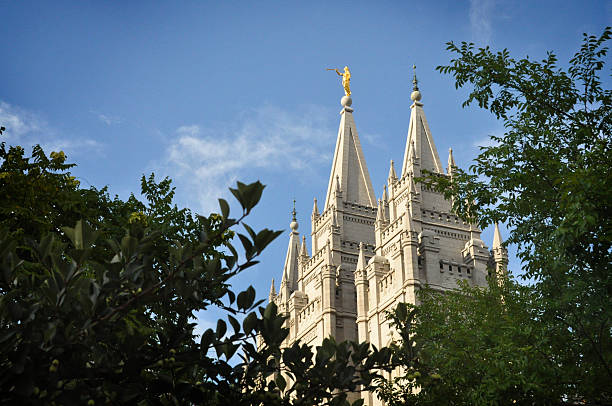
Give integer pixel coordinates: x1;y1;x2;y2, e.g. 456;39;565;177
447;148;456;177
312;197;319;218
492;222;509;279
388;159;397;182
401;66;444;177
407;140;416;165
268;278;276;302
324;95;376;208
300;235;308;257
356;242;366;271
280;204;300;295
493;222;503;250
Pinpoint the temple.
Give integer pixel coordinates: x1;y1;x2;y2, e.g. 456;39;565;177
268;74;508;405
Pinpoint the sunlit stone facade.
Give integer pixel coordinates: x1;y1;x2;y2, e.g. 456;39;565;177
268;81;508;405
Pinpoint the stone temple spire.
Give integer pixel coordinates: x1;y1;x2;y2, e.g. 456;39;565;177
447;147;456;178
280;203;300;298
388;159;398;183
356;242;366;271
300;235;308;257
324;93;376;209
493;222;503;250
492;222;509;279
312;197;319;219
268;278;276;302
401;66;444;177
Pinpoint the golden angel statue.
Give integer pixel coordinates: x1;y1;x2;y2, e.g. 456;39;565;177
327;66;351;96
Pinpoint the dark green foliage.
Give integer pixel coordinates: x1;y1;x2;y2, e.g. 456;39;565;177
0;144;388;405
394;26;612;404
379;280;568;405
0;142;214;261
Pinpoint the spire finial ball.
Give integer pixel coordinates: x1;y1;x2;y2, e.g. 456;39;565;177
341;95;352;107
290;200;298;231
411;64;422;101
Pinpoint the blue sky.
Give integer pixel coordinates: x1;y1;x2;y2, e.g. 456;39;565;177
1;1;610;331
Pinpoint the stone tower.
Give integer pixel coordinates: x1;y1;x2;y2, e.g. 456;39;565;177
270;93;377;346
269;77;507;405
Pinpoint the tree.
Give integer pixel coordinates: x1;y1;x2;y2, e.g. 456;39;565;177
378;279;569;405
0;141;214;258
384;26;612;404
0;144;390;405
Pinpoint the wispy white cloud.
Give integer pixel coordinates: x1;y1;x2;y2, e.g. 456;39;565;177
92;111;122;126
469;0;495;45
159;104;335;214
361;132;385;148
0;101;42;138
44;138;104;155
176;125;201;137
1;100;103;156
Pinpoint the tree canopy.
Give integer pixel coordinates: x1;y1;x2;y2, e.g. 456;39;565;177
382;26;612;405
0;143;390;405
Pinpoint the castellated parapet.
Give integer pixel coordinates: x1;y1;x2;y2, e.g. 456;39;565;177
268;80;507;405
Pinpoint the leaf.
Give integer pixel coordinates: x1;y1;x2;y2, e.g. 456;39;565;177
243;223;257;241
237;285;255;310
254;228;283;253
36;233;55;260
396;302;407;321
237;233;253;258
218;198;230;218
200;328;215;351
228;315;240;334
243;312;258;335
224;342;239;359
227;290;236;305
61;220;99;250
229;181;265;214
216;319;227;339
263;302;277;320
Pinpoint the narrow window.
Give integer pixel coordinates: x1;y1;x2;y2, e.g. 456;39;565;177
448;264;452;272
